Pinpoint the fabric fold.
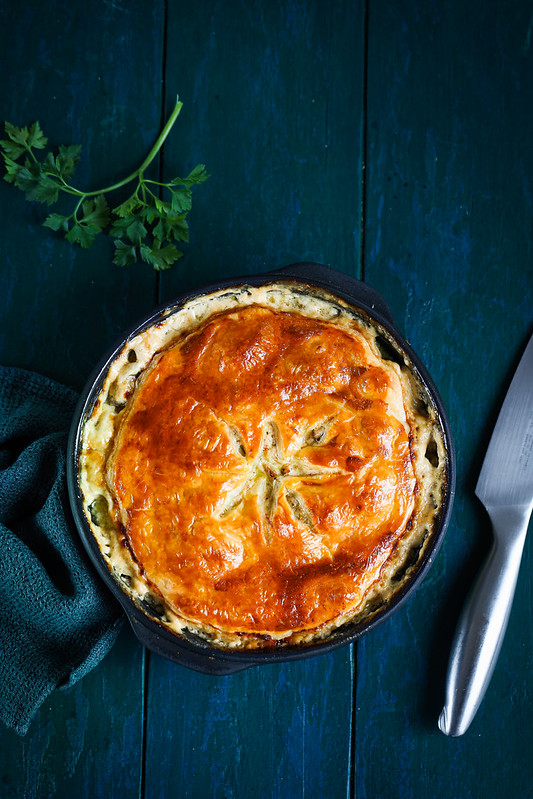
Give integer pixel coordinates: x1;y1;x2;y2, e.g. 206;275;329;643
0;366;123;736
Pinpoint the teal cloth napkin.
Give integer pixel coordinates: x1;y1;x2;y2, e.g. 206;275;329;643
0;366;123;736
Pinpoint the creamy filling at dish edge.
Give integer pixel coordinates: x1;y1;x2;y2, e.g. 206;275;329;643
79;282;447;649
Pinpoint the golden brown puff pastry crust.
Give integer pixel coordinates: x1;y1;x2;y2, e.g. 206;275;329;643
79;283;446;649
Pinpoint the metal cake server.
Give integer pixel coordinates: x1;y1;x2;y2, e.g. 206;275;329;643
438;331;533;737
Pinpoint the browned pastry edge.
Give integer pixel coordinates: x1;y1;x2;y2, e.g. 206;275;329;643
79;283;446;649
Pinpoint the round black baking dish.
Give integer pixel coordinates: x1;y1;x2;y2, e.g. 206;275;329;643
67;262;456;674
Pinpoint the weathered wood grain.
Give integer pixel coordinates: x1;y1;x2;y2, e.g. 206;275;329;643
0;0;162;391
358;1;533;796
143;653;354;799
0;630;145;799
0;0;165;796
158;0;365;299
146;2;365;797
2;0;532;797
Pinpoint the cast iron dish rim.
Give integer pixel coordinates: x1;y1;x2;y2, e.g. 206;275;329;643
67;262;456;672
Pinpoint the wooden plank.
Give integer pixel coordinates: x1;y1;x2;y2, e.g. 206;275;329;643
143;653;354;799
143;2;365;797
0;0;162;390
358;0;533;796
158;0;365;299
0;0;165;795
0;630;145;799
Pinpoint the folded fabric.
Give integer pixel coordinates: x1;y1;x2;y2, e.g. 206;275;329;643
0;366;123;736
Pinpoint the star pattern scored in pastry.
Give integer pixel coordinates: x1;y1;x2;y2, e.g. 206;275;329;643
107;303;417;637
219;418;345;551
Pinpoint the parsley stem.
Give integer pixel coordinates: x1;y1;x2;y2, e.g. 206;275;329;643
137;97;184;174
68;96;184;199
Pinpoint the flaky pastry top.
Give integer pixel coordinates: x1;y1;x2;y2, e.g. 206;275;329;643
79;282;446;648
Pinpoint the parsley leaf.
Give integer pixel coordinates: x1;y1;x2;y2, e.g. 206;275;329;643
66;221;100;249
27;173;61;205
113;239;138;267
44;144;81;182
0;97;207;270
79;195;110;232
43;212;70;232
140;241;182;271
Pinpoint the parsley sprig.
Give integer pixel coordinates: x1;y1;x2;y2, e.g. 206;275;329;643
0;97;208;270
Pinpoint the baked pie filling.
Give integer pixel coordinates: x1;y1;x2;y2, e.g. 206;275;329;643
79;282;447;649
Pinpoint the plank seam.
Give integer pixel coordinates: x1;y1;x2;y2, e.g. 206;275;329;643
352;13;369;797
141;3;168;797
359;0;370;285
140;647;151;799
155;0;170;308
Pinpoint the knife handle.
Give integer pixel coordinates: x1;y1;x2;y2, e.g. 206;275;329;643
438;505;530;737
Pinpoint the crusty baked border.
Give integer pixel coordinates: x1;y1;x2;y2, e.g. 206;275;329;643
78;282;447;649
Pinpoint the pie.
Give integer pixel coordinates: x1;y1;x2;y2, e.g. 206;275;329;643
78;281;448;649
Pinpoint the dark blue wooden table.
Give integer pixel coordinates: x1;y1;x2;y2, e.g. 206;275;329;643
1;2;532;797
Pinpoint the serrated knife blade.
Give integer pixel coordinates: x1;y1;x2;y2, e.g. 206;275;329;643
438;331;533;737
